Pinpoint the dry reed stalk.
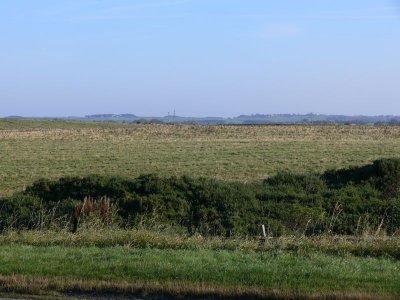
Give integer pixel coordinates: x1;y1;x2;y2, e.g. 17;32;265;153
72;196;112;233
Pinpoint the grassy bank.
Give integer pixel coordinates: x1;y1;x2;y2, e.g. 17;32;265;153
1;229;400;260
1;121;400;196
0;244;399;299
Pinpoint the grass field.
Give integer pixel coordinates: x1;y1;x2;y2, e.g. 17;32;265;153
1;119;400;299
0;230;399;299
1;246;399;299
2;229;400;259
1;119;400;197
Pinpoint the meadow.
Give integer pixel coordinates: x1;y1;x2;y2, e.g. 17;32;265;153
1;119;400;197
1;119;400;299
0;230;399;299
0;244;399;299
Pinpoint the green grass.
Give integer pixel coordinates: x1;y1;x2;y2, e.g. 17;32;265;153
1;229;400;298
1;229;400;259
1;120;400;196
1;119;400;298
0;244;399;299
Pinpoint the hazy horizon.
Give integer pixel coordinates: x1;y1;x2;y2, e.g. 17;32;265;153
1;0;400;117
3;112;400;119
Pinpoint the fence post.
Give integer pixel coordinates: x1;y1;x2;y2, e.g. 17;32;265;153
260;224;266;243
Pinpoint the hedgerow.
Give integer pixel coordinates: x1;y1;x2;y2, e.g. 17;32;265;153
1;159;399;236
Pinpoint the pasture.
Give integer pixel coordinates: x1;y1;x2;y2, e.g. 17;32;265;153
0;244;399;299
1;119;400;197
1;119;400;299
0;230;399;299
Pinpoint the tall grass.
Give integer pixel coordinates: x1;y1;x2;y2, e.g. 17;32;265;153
1;229;399;259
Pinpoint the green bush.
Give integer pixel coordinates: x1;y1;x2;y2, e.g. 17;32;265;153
1;158;399;236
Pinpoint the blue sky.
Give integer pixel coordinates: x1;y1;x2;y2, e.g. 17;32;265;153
1;0;399;117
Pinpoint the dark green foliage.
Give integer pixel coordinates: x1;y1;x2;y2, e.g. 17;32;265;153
0;193;77;231
26;175;132;202
2;159;400;236
324;158;400;197
0;194;43;230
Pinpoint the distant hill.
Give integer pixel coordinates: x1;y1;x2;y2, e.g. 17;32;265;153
5;116;24;119
85;114;137;118
3;113;400;125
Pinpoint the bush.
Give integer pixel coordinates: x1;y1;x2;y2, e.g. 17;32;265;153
2;158;400;236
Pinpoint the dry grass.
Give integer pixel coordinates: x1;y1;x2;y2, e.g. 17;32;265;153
1;122;400;197
1;229;400;259
0;275;395;300
1;124;400;141
0;274;392;300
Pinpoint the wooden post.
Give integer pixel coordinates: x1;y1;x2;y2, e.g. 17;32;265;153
260;224;266;243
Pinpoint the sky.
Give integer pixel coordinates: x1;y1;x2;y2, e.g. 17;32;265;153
0;0;400;117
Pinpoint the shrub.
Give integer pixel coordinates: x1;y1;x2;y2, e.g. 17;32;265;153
2;158;399;236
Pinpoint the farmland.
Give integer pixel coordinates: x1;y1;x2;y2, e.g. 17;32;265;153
1;119;400;299
1;119;400;197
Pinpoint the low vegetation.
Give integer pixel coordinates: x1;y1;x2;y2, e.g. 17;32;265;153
1;229;400;260
0;226;399;299
1;158;399;237
1;120;400;298
0;244;399;299
1;120;400;197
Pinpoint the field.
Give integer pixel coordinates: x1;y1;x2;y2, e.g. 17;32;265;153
1;245;399;299
1;119;400;299
0;230;400;299
1;119;400;197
